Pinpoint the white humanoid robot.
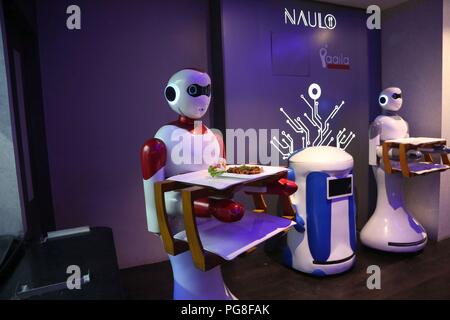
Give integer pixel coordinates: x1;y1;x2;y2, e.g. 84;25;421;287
360;87;427;252
141;69;242;300
140;69;296;300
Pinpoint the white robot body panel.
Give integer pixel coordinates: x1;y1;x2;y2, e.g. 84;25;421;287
287;185;356;275
142;150;188;234
150;124;221;234
369;115;409;166
285;147;356;276
155;124;221;177
170;251;235;300
289;146;354;174
143;168;165;233
360;166;427;252
287;233;355;274
374;115;409;141
328;199;354;260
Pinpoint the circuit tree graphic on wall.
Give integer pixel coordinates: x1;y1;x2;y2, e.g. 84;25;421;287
271;83;356;159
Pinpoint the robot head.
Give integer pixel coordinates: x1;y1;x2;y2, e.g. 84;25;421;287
164;69;211;120
379;87;403;112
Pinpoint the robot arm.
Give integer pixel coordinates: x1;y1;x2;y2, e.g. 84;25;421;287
141;137;245;227
369;120;382;166
369;119;421;165
244;172;298;217
261;178;298;196
141;138;167;233
419;145;450;154
243;179;297;197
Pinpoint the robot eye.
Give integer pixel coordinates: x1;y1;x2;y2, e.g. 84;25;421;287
392;93;402;99
188;85;198;96
165;86;176;102
187;84;211;97
379;95;388;106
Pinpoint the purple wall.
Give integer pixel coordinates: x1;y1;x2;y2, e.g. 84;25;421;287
221;0;378;226
382;0;443;240
36;0;211;268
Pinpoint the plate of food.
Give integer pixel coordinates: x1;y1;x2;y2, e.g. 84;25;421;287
169;162;286;190
208;164;264;179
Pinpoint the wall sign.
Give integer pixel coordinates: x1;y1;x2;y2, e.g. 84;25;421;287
320;45;350;70
284;8;337;30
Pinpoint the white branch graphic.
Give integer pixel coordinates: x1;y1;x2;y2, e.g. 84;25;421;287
270;131;294;160
271;83;356;159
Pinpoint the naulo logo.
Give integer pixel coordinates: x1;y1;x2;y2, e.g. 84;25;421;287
284;8;337;29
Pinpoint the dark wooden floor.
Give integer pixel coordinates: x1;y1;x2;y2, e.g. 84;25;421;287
120;236;450;300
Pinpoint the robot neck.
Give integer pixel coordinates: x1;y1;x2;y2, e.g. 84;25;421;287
382;109;398;117
170;115;208;134
179;115;196;125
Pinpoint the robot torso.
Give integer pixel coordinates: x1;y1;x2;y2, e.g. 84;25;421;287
155;124;221;178
373;114;409;141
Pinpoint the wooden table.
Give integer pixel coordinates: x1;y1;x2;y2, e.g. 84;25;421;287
383;138;450;178
154;168;296;271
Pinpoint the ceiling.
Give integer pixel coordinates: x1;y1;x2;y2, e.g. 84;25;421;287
315;0;410;10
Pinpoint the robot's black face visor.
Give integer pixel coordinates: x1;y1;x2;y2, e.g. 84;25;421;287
392;93;402;99
187;84;211;98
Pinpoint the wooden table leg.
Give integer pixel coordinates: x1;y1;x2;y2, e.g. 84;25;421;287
442;140;450;166
399;143;412;178
181;186;225;272
154;181;189;256
251;194;267;213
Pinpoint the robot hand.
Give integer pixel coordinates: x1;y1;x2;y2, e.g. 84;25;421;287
407;150;423;160
243;178;297;197
419;145;450;154
266;178;298;196
194;198;245;223
376;146;423;161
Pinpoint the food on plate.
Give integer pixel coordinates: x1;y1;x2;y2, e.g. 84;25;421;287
226;165;263;175
208;162;263;177
208;158;228;177
208;165;225;177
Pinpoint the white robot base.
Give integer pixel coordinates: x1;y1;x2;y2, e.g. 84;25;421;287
360;167;427;253
285;228;356;276
169;251;236;300
285;147;357;277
